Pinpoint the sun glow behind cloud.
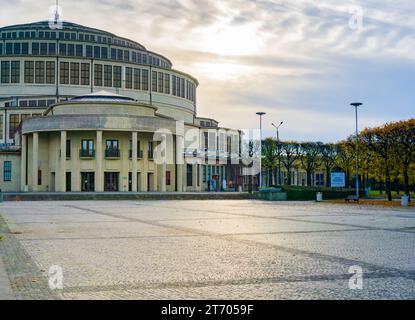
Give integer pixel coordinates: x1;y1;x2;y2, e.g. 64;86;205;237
193;20;265;56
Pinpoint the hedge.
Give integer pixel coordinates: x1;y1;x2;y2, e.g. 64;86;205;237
272;185;365;201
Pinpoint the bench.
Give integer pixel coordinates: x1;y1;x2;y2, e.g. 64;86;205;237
345;195;359;203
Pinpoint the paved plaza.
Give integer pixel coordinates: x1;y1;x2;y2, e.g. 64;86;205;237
0;200;414;300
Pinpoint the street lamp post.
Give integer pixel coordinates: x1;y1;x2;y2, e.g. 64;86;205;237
256;112;266;189
272;122;284;185
350;102;363;199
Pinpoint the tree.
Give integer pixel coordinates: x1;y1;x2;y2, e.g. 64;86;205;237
336;140;355;188
361;124;395;201
299;142;323;186
262;138;277;186
280;141;300;185
391;119;415;198
321;143;338;187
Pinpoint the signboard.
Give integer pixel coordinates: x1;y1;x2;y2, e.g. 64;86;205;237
331;172;346;188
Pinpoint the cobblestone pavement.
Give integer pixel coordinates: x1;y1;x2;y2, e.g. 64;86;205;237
0;200;414;300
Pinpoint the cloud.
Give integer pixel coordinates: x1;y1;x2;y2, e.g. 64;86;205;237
0;0;413;141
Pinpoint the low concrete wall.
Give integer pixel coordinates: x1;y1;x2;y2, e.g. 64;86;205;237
3;192;256;201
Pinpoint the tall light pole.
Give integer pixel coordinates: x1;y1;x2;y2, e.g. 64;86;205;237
256;112;266;189
350;102;363;199
272;122;284;185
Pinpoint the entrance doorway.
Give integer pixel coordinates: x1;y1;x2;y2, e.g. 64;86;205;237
128;172;141;192
81;172;95;192
50;172;55;192
104;172;119;192
66;172;71;192
148;173;154;192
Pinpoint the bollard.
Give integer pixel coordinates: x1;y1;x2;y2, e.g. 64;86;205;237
316;192;323;202
401;195;409;207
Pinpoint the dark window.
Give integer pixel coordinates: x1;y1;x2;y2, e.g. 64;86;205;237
24;61;34;83
80;140;95;157
3;161;12;182
133;68;140;90
66;140;71;158
125;67;132;89
111;48;116;60
164;73;170;94
35;61;45;83
59;43;66;55
21;42;29;54
123;50;129;61
13;42;21;54
101;47;108;59
32;43;40;55
187;164;193;187
172;75;176;95
86;45;93;57
6;43;12;54
81;63;90;86
9;114;20;138
11;61;20;83
148;141;154;160
113;66;122;88
0;43;3;55
46;61;55;84
142;69;149;91
158;72;164;93
152;71;157;92
60;62;69;84
67;44;75;56
94;64;103;86
70;62;79;85
94;46;100;58
48;43;56;55
180;78;185;98
105;140;120;158
75;44;83;57
40;42;48;55
38;100;46;107
117;49;123;61
1;61;10;83
104;65;112;87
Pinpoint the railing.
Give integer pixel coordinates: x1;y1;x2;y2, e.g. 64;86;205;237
79;149;95;158
105;148;120;158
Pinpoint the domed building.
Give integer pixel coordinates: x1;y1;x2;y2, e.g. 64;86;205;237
0;21;243;193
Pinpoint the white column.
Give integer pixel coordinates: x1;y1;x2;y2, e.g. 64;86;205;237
176;135;184;192
58;131;67;192
20;134;27;191
132;132;138;192
32;132;39;192
95;131;103;192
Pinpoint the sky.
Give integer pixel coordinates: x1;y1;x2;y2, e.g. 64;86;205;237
0;0;414;142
